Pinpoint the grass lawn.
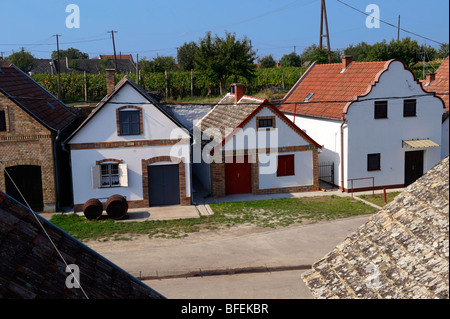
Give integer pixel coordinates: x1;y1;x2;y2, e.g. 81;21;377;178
358;192;401;207
50;195;377;242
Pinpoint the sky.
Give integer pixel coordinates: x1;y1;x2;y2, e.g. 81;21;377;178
1;0;448;61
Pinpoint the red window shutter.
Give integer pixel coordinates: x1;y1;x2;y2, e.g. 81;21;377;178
277;155;295;176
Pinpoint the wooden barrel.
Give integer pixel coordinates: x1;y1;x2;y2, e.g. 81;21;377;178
83;198;103;220
106;194;128;220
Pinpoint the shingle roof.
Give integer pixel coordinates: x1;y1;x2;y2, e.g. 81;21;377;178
0;191;165;299
301;156;449;299
196;94;263;144
0;65;78;132
278;60;394;119
422;57;449;112
195;93;321;150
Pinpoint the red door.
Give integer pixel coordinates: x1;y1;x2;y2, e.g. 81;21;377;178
225;155;252;195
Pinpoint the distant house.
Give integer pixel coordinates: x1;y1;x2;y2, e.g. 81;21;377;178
301;156;449;299
65;72;191;210
30;56;136;75
0;64;80;212
0;190;164;299
422;57;449;159
194;83;321;197
278;56;445;192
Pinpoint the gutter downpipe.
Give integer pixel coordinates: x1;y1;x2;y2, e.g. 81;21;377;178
340;114;346;192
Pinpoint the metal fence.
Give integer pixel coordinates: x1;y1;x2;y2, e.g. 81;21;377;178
318;162;334;185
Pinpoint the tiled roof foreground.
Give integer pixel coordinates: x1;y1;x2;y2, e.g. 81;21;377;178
302;156;449;299
0;191;165;299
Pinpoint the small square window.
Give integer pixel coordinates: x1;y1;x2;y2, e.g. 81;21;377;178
277;155;295;177
403;99;416;117
0;110;6;132
258;118;274;129
119;110;141;135
367;153;381;171
101;164;120;187
374;101;388;119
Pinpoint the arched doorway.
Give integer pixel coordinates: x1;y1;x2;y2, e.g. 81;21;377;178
4;165;44;212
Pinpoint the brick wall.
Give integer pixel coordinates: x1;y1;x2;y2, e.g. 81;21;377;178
0;94;56;211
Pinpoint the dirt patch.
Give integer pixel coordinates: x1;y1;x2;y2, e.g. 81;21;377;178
84;224;275;253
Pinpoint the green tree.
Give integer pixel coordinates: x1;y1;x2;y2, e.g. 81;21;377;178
437;43;449;59
51;47;89;60
279;52;302;67
194;31;256;95
7;50;36;72
300;44;341;64
140;55;177;73
177;41;199;71
259;55;277;68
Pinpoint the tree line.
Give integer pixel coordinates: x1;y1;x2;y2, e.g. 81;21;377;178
4;32;448;102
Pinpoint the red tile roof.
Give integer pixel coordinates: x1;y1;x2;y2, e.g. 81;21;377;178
0;65;77;132
278;60;394;119
422;57;449;111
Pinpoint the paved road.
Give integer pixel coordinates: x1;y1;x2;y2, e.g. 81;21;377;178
91;215;372;298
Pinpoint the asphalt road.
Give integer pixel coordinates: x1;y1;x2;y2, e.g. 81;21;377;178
89;215;372;299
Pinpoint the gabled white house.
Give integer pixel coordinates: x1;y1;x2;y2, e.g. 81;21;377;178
278;57;445;192
194;83;321;197
65;75;191;210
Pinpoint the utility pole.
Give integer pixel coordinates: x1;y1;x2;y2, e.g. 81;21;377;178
136;53;139;85
108;30;118;73
53;34;62;100
397;15;401;41
319;0;332;63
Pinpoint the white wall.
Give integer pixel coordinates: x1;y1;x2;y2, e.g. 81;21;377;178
221;105;316;189
285;114;344;187
345;61;443;189
283;60;443;190
70;84;189;144
258;151;314;189
70;145;191;205
69;81;191;205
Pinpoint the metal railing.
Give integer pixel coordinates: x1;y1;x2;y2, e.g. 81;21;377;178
347;177;375;197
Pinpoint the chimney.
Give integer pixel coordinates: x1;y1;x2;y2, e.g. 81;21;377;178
231;83;245;104
342;55;353;69
106;69;116;95
426;73;436;83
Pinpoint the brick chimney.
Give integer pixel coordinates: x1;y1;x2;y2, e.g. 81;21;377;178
342;55;353;69
106;69;116;95
231;83;245;104
426;73;436;83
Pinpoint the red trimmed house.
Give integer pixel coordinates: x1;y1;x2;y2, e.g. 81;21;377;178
194;83;321;197
278;56;445;192
65;74;191;210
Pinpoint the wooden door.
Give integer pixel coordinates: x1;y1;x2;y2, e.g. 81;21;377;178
225;156;252;195
405;150;424;187
5;165;44;212
148;164;180;206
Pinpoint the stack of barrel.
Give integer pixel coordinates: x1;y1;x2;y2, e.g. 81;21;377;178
82;195;128;220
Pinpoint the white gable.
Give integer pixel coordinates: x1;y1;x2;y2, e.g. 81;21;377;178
69;82;188;144
222;105;311;151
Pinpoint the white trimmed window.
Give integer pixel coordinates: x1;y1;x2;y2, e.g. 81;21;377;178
92;162;128;188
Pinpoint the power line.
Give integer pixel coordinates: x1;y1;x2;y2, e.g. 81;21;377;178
336;0;446;46
0;161;89;299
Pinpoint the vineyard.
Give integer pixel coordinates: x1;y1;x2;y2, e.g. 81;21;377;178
33;67;307;103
